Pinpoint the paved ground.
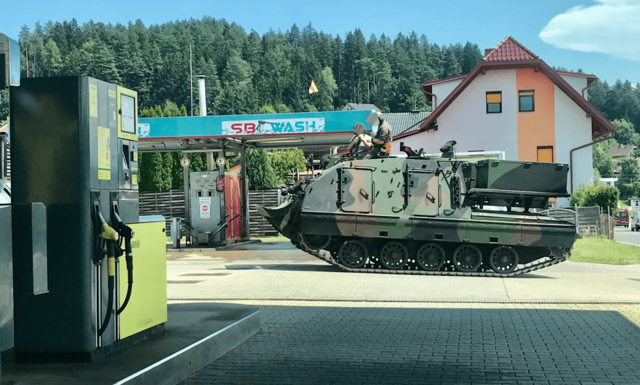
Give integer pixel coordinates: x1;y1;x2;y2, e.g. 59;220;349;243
171;242;640;385
167;242;640;303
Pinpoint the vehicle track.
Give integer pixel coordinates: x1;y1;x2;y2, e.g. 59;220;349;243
300;243;568;278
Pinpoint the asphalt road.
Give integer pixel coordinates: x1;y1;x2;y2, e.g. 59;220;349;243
615;225;640;246
167;242;640;303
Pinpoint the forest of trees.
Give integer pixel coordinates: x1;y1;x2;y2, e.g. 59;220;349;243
1;17;640;193
0;17;486;120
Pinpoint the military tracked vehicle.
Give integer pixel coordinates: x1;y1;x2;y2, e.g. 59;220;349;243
258;142;576;277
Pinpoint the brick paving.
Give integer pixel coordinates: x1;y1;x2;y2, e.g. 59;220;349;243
181;303;640;385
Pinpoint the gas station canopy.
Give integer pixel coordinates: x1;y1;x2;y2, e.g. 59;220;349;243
137;110;376;152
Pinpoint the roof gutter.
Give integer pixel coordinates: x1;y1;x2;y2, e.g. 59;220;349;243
582;77;598;98
569;131;615;193
420;84;437;109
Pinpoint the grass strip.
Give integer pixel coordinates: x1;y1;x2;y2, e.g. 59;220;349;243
571;237;640;265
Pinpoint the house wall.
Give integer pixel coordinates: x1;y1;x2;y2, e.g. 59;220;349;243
560;75;588;97
516;68;556;161
394;68;597;208
396;70;518;158
554;84;593;206
432;79;464;107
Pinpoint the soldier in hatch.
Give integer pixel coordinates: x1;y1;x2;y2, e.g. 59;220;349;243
347;122;371;159
358;111;393;158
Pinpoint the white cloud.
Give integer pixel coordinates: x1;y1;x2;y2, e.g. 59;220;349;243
539;0;640;60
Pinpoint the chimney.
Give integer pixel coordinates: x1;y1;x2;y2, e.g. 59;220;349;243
197;75;207;116
484;49;492;57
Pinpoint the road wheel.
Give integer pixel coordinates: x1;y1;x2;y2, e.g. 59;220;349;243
338;240;368;268
416;243;446;271
379;242;408;270
489;246;519;274
302;233;331;250
453;244;482;272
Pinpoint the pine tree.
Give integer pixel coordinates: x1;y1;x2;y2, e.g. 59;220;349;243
443;48;462;78
246;149;278;190
461;42;483;74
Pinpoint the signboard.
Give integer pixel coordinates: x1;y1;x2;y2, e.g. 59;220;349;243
216;156;226;167
137;110;374;139
180;157;190;168
199;197;211;219
222;118;325;135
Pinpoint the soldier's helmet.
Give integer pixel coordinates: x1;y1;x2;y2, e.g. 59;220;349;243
353;123;366;136
365;111;383;127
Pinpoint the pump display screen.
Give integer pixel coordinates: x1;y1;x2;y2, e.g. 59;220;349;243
121;95;136;134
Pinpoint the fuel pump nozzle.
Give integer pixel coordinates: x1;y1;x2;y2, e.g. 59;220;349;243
112;208;135;315
95;210;118;337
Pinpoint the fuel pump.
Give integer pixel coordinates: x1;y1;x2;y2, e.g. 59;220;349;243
10;76;167;362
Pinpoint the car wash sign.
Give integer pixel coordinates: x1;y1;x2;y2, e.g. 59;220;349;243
138;110;374;139
222;118;325;135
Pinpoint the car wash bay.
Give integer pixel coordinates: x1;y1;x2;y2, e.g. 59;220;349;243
137;109;376;247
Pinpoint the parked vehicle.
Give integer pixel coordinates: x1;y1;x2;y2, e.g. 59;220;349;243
631;212;640;231
615;208;629;227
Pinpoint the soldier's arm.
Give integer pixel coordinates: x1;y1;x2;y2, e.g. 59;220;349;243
372;127;391;144
347;137;359;151
359;134;373;149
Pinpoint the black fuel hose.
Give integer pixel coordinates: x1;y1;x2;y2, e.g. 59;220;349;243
116;225;135;315
117;235;134;315
98;240;116;337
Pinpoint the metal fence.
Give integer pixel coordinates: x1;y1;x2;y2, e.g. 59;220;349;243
5;144;10;181
540;206;613;238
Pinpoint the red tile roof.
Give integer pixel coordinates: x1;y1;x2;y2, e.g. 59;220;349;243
483;36;538;62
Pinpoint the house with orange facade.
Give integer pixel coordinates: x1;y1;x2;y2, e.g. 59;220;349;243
394;36;615;206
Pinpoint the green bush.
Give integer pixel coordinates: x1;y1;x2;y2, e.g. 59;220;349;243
570;184;619;213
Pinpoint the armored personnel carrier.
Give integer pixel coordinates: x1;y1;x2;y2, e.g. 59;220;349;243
258;142;576;277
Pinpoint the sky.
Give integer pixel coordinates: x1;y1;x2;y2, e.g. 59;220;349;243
2;0;639;85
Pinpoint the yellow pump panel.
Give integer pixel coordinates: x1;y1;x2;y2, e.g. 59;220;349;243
118;220;167;339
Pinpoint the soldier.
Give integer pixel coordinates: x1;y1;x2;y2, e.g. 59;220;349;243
360;111;392;158
347;122;371;159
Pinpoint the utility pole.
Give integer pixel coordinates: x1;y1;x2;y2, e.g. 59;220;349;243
190;45;193;117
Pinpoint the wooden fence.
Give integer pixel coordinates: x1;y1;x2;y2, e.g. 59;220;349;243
139;188;282;238
139;189;185;234
249;189;282;237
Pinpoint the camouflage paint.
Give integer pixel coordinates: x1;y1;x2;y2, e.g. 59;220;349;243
259;153;575;272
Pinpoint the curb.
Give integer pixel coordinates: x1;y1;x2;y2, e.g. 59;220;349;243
166;239;261;253
115;310;260;385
